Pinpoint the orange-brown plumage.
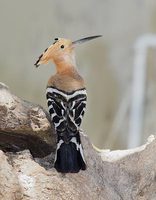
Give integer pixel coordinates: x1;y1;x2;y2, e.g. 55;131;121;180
35;38;74;71
35;37;85;92
47;70;85;92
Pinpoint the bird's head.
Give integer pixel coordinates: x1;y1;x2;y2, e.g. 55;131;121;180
34;35;102;69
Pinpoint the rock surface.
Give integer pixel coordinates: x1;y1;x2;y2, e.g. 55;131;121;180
0;136;156;200
0;82;156;200
0;82;55;157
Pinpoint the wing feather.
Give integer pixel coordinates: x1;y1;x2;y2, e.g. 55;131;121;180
46;87;87;136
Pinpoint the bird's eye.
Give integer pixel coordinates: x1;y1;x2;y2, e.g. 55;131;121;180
61;45;64;49
55;38;58;41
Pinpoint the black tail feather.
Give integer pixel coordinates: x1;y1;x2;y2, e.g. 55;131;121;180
54;134;86;173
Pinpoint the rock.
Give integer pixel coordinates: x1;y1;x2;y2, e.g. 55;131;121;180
0;150;22;200
0;135;155;200
99;135;156;200
0;82;156;199
0;82;55;157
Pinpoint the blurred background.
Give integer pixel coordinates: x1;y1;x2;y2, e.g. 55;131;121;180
1;0;156;150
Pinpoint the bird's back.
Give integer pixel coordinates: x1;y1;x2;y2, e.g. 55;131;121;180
46;69;87;173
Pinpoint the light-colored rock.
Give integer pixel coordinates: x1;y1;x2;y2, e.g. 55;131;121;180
0;82;156;199
0;82;54;144
0;82;55;157
100;135;155;162
0;150;22;200
0;136;155;200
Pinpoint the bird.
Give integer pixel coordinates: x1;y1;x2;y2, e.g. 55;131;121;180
34;35;102;173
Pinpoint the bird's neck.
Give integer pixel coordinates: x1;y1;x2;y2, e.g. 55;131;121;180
53;53;77;74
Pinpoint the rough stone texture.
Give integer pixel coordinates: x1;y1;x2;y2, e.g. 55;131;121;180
0;82;54;142
0;82;55;157
0;150;22;200
0;136;156;200
0;82;156;200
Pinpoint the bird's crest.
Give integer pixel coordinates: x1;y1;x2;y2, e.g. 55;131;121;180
34;38;72;67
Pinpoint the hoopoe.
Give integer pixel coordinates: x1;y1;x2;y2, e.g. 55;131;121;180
34;35;102;173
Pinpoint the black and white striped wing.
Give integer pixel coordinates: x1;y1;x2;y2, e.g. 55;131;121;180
46;87;87;134
46;88;67;133
68;91;87;128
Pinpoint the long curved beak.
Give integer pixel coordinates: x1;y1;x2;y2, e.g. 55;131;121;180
72;35;102;45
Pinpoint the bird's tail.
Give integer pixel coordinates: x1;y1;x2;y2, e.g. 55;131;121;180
54;132;86;173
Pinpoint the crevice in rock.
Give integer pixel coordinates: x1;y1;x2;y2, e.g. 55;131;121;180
0;131;55;158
